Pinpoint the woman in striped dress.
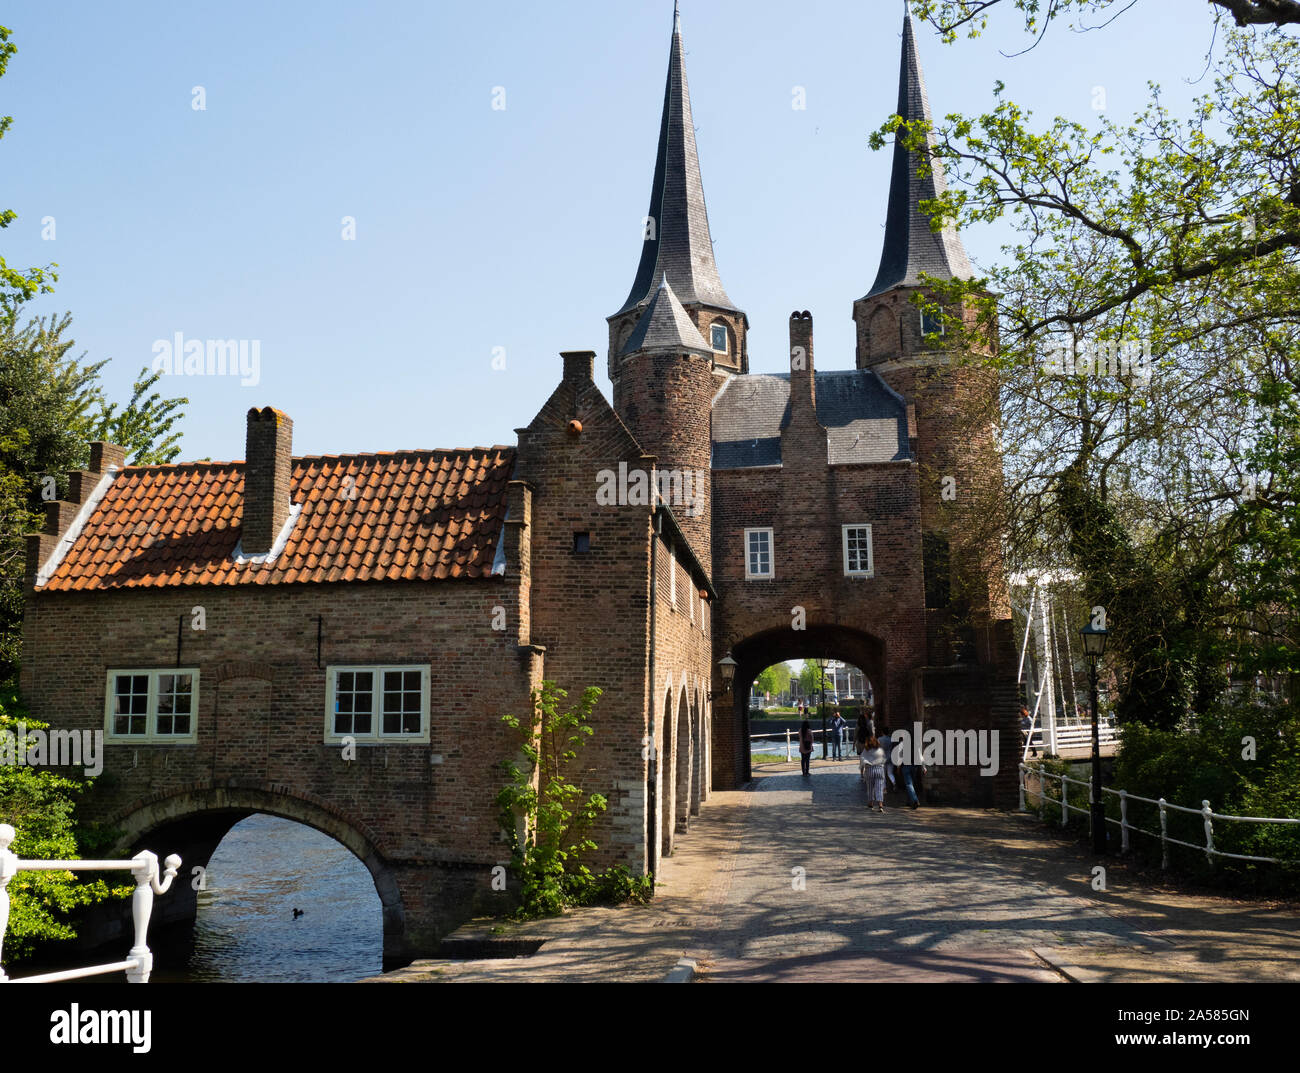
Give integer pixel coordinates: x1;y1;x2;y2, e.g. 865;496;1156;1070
861;735;887;812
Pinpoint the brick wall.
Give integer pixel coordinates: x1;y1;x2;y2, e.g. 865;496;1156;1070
20;573;538;956
710;315;929;788
516;352;658;874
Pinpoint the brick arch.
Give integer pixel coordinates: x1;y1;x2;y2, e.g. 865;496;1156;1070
210;661;276;683
110;783;405;962
672;680;692;843
705;317;733;357
727;623;889;783
868;304;899;361
691;683;704;816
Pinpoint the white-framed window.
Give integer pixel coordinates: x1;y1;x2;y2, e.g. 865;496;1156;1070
711;322;729;354
842;524;874;577
744;528;774;579
689;576;695;622
669;544;677;607
104;669;200;743
325;665;430;744
920;309;945;337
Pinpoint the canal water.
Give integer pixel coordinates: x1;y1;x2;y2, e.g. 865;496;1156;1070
155;814;383;983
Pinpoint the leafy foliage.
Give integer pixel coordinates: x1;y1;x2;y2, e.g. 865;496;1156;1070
497;681;650;918
0;687;129;965
867;20;1300;730
0;313;188;679
753;663;791;700
0;26;57;323
1112;701;1300;881
910;0;1300;44
797;661;831;702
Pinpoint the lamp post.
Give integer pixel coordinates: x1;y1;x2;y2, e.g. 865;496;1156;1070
818;658;827;760
1080;620;1109;854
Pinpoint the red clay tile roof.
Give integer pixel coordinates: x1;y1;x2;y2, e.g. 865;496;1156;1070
40;447;516;591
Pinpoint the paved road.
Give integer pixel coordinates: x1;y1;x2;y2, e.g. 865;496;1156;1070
679;761;1149;981
372;759;1300;983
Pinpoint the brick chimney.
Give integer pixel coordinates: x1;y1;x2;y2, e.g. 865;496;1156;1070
788;310;816;423
561;350;595;383
243;407;293;555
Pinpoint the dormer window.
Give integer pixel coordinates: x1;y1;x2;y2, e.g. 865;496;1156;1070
711;323;728;353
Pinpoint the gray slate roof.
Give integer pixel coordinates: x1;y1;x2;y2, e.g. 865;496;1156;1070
865;14;974;299
711;371;910;469
622;276;711;355
614;10;741;317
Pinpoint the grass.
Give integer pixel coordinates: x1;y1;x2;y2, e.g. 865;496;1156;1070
751;753;789;765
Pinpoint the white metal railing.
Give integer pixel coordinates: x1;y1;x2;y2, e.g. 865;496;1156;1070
749;727;859;762
0;822;181;983
1018;764;1300;868
1022;717;1120;763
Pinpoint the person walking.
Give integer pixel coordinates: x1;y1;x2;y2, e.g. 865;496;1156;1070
855;712;871;764
798;719;814;776
878;724;896;794
901;761;921;809
830;710;846;760
862;735;887;811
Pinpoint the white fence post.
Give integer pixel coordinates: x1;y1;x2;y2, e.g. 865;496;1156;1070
1202;800;1215;864
785;729;792;762
125;850;182;984
1158;798;1169;870
0;824;180;985
0;823;16;983
1020;782;1296;869
1119;790;1129;854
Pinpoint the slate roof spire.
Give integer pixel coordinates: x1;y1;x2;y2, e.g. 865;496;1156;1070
615;5;739;316
622;276;712;355
865;11;974;299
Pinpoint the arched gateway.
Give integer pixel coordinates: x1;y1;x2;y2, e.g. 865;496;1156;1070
731;625;886;777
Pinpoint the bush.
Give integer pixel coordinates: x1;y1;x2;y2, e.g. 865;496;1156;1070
497;681;654;919
0;685;129;964
1109;700;1300;884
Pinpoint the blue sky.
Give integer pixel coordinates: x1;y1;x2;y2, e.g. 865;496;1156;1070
2;0;1215;462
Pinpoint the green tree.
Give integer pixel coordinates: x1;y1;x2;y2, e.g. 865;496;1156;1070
0;26;56;324
0;688;127;965
754;663;791;701
0;313;187;678
798;662;831;709
870;17;1300;724
911;0;1300;42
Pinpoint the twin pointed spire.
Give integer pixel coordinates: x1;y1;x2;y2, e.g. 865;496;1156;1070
866;11;973;298
615;4;739;317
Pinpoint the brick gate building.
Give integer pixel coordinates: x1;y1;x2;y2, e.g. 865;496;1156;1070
20;8;1018;964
